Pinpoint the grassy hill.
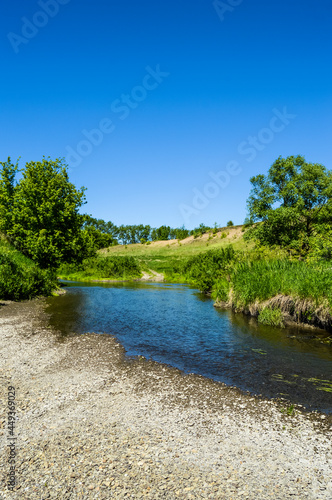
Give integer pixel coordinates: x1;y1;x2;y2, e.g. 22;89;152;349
98;225;252;278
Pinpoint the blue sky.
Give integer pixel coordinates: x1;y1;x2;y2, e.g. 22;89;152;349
1;0;331;228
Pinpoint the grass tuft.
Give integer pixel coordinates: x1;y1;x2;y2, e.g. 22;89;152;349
258;307;285;328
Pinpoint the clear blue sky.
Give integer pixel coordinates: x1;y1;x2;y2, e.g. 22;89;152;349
1;0;331;228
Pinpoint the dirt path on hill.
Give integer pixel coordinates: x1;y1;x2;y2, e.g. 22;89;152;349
139;270;164;282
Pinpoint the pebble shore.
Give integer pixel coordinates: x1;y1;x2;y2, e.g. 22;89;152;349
0;299;331;499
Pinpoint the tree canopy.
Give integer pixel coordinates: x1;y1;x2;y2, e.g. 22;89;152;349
0;157;88;269
245;155;332;252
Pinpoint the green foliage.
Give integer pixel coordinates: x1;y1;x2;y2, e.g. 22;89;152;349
211;278;230;302
117;224;151;244
174;226;190;240
220;259;332;308
0;158;19;235
59;255;141;280
0;239;57;300
82;225;115;251
82;215;118;249
258;307;284;327
0;157;87;269
191;223;213;238
227;220;234;227
306;226;332;262
180;246;236;292
246;155;332;253
151;225;172;241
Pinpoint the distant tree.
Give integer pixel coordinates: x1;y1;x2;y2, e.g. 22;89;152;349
245;155;332;251
174;226;190;240
82;225;115;250
2;157;88;269
226;220;234;227
192;223;212;237
82;215;118;248
117;225;129;245
151;225;171;241
136;224;151;242
243;217;252;228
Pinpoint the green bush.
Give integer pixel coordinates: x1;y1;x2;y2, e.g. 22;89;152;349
59;255;141;280
181;246;236;292
0;242;57;300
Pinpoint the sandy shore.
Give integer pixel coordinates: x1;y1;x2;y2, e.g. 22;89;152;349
0;299;331;499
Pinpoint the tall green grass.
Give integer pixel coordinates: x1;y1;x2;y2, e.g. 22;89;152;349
228;259;332;308
59;255;142;281
0;240;57;300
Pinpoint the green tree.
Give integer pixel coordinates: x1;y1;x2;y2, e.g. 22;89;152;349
0;158;19;235
226;220;234;227
175;225;190;240
3;157;88;269
151;225;171;241
245;155;332;252
82;215;118;249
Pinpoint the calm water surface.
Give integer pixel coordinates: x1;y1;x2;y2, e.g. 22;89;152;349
46;281;332;413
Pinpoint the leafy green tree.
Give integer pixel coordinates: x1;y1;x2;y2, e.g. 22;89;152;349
3;157;88;269
226;220;234;227
0;158;19;235
191;223;212;238
82;215;118;249
136;224;151;242
245;155;332;251
151;225;171;241
174;226;190;240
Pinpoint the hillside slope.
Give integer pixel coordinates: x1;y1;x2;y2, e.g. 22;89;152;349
99;225;251;276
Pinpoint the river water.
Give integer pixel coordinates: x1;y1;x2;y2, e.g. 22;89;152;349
46;281;332;413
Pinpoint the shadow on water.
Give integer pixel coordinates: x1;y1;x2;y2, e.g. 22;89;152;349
47;281;332;413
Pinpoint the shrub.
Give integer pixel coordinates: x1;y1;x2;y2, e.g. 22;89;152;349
181;246;236;292
59;255;141;280
0;243;57;300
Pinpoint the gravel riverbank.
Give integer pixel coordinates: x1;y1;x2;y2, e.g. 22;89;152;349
0;299;331;499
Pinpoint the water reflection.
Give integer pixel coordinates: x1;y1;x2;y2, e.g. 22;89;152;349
47;281;332;412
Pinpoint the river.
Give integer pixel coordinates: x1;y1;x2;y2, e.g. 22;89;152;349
46;281;332;413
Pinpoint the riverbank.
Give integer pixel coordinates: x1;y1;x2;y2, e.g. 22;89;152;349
214;294;332;334
0;299;331;499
